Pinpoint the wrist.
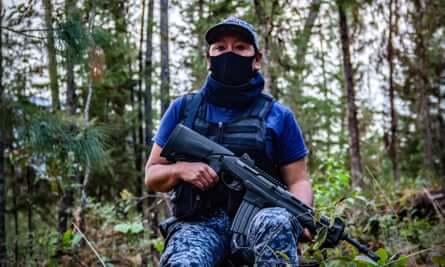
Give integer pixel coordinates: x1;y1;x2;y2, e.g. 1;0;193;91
171;162;184;182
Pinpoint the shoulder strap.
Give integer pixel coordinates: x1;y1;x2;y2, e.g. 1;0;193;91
247;93;274;120
183;92;203;128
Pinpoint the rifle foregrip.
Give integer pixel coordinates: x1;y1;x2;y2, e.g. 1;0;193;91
231;200;261;236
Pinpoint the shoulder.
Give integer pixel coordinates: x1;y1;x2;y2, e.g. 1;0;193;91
266;100;297;127
164;92;199;119
153;93;198;147
270;101;293;117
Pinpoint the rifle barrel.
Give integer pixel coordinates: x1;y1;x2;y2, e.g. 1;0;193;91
344;235;380;262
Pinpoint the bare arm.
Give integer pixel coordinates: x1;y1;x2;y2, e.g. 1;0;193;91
144;143;218;192
281;157;313;207
281;157;313;241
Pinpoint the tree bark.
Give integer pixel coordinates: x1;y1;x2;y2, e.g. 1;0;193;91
26;167;34;259
293;0;321;98
319;26;331;157
145;0;154;153
133;0;146;214
439;68;445;180
57;187;74;250
338;2;364;187
65;0;76;116
160;0;170;115
387;0;400;181
253;0;278;97
12;167;18;264
43;0;60;111
295;0;321;73
411;1;434;172
0;0;7;264
145;0;160;262
78;0;97;238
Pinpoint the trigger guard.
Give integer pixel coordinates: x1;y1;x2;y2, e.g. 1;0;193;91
221;173;243;191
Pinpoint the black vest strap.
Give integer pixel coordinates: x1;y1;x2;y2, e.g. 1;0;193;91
183;92;203;128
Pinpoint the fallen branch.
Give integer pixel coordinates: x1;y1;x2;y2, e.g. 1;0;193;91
382;244;445;266
423;188;445;222
72;223;106;267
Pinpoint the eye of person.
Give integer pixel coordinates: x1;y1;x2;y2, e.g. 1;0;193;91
235;44;247;50
212;44;225;51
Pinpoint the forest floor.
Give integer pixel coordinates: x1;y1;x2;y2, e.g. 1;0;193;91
11;178;445;267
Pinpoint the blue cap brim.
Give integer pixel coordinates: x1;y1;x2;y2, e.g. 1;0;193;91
205;24;257;49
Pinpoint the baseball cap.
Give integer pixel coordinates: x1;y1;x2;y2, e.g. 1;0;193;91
205;16;260;52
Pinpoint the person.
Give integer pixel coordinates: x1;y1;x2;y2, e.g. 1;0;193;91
145;16;313;267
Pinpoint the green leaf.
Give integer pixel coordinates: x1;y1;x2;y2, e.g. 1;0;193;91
354;255;378;266
114;222;144;234
375;248;389;264
71;233;82;248
392;255;408;267
129;222;144;234
153;238;165;253
313;226;328;250
275;251;290;261
114;223;130;233
62;230;74;248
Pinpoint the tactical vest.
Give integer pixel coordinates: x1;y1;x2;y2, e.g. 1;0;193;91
172;92;283;219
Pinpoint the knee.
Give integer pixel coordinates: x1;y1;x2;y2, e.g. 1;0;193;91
160;249;212;267
250;207;300;233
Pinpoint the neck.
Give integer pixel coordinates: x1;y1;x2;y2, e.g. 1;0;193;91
202;72;264;109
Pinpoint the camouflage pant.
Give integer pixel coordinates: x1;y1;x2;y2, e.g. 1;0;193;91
160;207;302;266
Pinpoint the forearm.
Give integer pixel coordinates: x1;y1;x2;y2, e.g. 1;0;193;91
145;163;181;192
288;179;313;207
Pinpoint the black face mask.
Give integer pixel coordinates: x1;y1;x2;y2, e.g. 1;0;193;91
209;52;256;85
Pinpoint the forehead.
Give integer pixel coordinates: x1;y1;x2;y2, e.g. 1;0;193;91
211;31;252;44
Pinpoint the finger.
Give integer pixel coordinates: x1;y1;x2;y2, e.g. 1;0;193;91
199;168;214;188
198;173;210;189
205;165;219;185
303;229;314;242
194;179;205;191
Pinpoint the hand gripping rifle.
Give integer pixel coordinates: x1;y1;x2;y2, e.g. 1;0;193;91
161;124;380;262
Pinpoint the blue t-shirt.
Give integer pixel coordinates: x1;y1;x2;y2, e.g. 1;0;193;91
153;96;309;166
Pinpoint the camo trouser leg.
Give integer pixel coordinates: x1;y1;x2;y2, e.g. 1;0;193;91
246;207;302;266
159;210;231;267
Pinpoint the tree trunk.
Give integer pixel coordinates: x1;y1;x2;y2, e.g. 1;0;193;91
0;0;7;263
422;86;434;170
160;0;170;115
338;2;364;187
439;68;445;181
294;0;321;74
65;0;76;116
293;0;321;98
387;0;400;181
145;0;160;263
12;167;18;263
26;167;33;260
197;0;205;55
57;186;74;251
43;0;60;111
145;0;154;154
411;1;434;172
253;0;278;97
135;0;146;213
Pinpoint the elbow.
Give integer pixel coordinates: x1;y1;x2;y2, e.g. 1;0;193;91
144;164;169;192
144;165;155;190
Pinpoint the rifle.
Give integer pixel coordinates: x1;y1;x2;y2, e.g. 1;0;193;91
161;123;380;262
